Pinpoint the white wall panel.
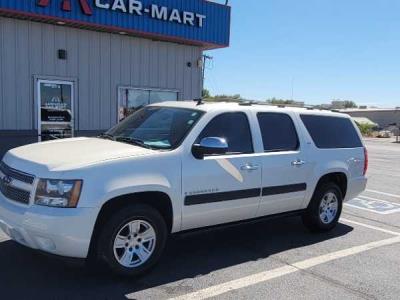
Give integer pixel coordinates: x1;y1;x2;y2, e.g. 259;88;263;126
0;17;202;131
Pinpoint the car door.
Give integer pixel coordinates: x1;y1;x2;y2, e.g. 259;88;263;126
181;112;262;230
256;112;312;216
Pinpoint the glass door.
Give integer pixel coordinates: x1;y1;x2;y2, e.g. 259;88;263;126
37;80;74;141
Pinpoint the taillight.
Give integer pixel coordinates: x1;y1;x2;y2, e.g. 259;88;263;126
363;147;368;175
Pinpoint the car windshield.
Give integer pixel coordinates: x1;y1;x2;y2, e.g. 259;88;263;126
103;106;204;150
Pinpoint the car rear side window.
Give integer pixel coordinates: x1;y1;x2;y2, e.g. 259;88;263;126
257;113;299;152
300;114;362;148
197;112;253;154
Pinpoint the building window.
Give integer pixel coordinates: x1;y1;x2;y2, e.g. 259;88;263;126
118;87;178;122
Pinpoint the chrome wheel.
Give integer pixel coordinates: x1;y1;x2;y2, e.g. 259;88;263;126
113;220;156;268
319;192;338;224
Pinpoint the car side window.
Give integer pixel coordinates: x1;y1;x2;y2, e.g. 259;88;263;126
197;112;254;155
300;114;363;148
257;112;299;152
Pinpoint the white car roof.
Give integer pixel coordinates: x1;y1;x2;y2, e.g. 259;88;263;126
150;101;350;118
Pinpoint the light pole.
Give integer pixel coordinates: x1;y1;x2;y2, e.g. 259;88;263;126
291;77;294;101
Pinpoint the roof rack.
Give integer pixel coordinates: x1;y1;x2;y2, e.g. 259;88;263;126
193;98;204;106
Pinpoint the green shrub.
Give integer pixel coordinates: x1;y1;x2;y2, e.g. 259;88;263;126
356;123;375;136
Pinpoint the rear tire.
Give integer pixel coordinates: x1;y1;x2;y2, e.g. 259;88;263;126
97;203;167;276
302;182;343;232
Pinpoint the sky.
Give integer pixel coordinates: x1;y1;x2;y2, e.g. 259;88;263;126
205;0;400;108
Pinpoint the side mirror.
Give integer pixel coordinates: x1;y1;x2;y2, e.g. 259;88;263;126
192;137;229;159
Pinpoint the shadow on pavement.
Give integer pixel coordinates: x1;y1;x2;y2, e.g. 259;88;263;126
0;217;353;300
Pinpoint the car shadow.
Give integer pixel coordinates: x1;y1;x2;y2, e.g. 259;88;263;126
0;217;353;300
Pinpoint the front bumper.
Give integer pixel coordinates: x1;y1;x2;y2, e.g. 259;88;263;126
0;193;99;258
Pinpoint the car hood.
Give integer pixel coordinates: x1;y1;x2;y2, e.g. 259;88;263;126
3;137;155;173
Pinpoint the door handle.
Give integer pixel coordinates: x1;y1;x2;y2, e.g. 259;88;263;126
240;164;260;171
291;160;306;167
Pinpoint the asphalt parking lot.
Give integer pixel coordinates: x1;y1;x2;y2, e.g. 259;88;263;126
0;138;399;300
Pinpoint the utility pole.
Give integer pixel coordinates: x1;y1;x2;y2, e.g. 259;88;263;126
202;54;213;95
291;77;294;101
201;0;227;95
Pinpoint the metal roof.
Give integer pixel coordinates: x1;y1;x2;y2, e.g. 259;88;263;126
339;108;400;113
351;117;378;127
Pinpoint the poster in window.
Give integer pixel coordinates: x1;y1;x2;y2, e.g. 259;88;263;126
40;82;73;141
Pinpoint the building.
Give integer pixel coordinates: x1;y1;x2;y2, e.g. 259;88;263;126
0;0;231;157
331;101;346;109
340;108;400;129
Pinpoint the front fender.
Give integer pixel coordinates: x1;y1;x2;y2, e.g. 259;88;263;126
99;176;173;205
92;174;181;232
77;156;182;232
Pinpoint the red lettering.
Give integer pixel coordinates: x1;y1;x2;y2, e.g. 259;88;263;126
37;0;92;15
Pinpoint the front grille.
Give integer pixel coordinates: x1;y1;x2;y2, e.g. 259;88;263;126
0;180;30;204
0;162;34;184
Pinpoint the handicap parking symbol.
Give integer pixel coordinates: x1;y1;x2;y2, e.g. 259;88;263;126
346;196;400;215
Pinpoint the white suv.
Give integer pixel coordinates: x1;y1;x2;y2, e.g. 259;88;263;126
0;101;367;276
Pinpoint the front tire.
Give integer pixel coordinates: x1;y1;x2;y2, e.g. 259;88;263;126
302;182;343;232
97;204;167;276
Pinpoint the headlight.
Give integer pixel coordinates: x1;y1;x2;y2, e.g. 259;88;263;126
35;179;83;208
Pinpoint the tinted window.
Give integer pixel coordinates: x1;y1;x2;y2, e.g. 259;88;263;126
300;115;362;149
257;113;299;152
197;112;253;154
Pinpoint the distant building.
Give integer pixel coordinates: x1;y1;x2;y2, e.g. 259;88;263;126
292;101;305;107
319;104;333;110
331;101;346;109
339;108;400;129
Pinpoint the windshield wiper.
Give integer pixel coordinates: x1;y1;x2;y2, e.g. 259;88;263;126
115;136;154;149
98;133;114;140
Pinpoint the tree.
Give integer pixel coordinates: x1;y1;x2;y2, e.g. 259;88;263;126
266;98;295;105
356;123;375;136
202;89;211;98
212;94;242;102
343;100;358;109
331;99;358;108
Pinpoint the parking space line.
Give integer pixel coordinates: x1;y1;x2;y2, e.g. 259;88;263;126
168;220;400;300
359;195;392;202
366;189;400;199
341;218;400;236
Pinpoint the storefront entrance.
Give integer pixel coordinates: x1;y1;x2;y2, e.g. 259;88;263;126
37;80;74;141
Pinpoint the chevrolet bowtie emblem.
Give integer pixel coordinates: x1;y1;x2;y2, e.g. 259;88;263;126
2;175;12;186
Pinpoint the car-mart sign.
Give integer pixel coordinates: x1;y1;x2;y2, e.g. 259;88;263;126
0;0;230;49
38;0;206;27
